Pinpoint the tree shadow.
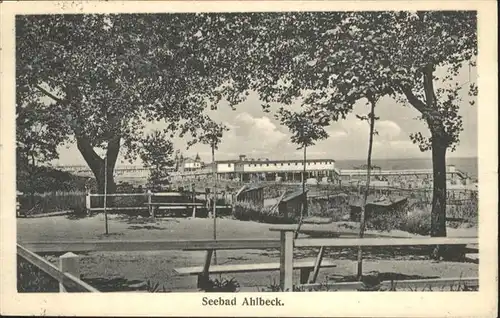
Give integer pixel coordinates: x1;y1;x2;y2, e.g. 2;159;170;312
329;272;440;283
96;232;125;239
127;225;166;230
65;211;89;220
115;215;179;225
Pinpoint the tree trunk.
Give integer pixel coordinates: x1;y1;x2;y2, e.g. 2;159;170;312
430;134;447;238
294;146;307;239
95;162;117;195
400;63;450;256
357;97;376;280
76;135;120;207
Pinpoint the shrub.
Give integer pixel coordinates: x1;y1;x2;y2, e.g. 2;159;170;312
201;277;240;292
399;209;432;236
17;256;59;292
365;209;407;232
307;196;350;222
18;191;86;216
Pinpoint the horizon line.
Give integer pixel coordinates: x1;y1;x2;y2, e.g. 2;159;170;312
52;155;478;167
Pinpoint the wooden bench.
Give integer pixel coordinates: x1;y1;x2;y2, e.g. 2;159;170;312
175;260;337;288
177;238;336;289
145;202;205;218
145;202;232;218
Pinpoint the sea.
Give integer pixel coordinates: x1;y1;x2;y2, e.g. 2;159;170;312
335;157;478;179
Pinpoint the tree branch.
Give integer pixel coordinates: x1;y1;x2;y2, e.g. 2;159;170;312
34;84;65;104
399;85;428;114
106;135;121;171
76;135;104;174
422;64;436;109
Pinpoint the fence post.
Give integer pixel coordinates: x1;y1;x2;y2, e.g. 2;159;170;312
85;190;91;215
279;229;294;292
147;189;153;218
59;252;80;292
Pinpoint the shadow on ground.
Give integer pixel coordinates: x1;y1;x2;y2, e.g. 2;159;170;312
127;225;166;230
328;271;440;283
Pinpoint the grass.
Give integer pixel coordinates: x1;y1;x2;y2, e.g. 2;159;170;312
17;256;59;292
259;277;478;292
201;277;240;292
399;209;432;235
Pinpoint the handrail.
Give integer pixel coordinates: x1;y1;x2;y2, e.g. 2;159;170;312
19;239;281;253
270;227;479;292
17;244;99;292
294;237;478;248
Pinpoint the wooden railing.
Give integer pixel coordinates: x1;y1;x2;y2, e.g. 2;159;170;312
86;190;233;217
20;239;280;254
19;233;479;292
269;225;479;291
17;244;99;293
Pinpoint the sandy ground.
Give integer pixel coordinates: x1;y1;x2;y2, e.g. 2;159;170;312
17;215;478;292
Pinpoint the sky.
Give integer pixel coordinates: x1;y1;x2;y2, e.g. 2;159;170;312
53;64;478;166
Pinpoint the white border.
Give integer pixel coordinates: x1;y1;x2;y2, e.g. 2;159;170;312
1;1;497;317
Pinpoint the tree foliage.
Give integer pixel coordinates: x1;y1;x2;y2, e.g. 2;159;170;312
139;130;175;183
16;12;477;240
277;109;329;150
207;11;477;238
16;14;240;192
188;120;229;151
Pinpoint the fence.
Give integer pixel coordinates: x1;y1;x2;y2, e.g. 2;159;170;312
86;189;233;217
17;191;86;216
270;225;478;291
17;181;476;217
17;243;99;293
19;233;479;292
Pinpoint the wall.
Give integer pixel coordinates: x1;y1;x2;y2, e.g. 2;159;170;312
235;160;335;172
184;161;202;169
217;162;237;173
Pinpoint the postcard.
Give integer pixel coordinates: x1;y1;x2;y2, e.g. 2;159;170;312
1;1;497;317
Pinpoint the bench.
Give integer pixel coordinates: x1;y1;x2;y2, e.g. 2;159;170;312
145;202;205;218
177;238;335;289
175;260;337;288
145;202;233;218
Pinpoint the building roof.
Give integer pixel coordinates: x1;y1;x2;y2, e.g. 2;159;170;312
215;158;335;164
281;189;308;203
235;183;265;199
349;195;407;208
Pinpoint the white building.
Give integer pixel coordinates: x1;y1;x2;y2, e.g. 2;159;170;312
214;155;338;182
181;157;203;172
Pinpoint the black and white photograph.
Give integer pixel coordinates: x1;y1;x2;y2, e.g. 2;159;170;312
1;1;497;317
